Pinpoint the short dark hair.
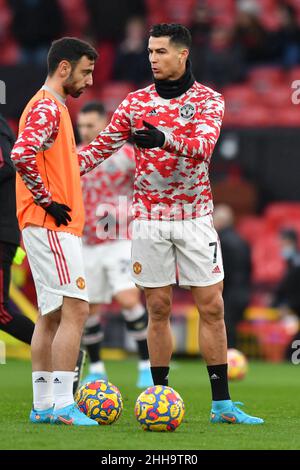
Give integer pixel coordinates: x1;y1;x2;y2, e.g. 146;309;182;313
149;23;192;50
80;101;106;117
47;37;98;76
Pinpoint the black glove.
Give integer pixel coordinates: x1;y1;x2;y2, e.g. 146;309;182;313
44;201;72;227
132;120;165;149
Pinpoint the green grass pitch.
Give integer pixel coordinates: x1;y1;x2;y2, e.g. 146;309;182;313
0;358;299;450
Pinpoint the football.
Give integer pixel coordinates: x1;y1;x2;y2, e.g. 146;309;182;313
75;380;123;425
135;385;185;432
227;348;248;380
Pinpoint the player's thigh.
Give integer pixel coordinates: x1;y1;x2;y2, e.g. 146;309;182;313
82;243;110;304
22;227;88;315
105;240;136;297
131;219;176;288
174;215;224;287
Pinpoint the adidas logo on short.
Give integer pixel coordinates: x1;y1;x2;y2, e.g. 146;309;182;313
53;378;62;384
34;377;47;383
212;265;221;274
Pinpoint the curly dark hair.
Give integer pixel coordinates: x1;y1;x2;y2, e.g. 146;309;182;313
47;37;98;76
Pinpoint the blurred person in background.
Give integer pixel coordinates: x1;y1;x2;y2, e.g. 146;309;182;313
77;101;152;388
269;2;300;67
272;228;300;359
233;0;269;65
213;204;251;348
273;229;300;318
200;25;246;89
86;0;146;43
0;114;35;344
8;0;64;65
190;2;212;83
113;17;152;87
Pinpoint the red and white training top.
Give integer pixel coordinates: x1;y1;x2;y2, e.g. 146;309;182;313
78;81;225;221
81;143;135;245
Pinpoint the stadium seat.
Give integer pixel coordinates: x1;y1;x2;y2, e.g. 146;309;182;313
92;42;115;86
146;0;170;24
99;81;134;114
248;66;285;92
231;105;271;127
265;202;300;230
289;66;300;84
57;0;88;36
252;233;285;284
223;85;259;126
223;85;258;107
206;0;235;20
212;178;257;217
164;0;197;25
271;107;300;127
0;38;20;65
260;84;292;109
237;216;267;245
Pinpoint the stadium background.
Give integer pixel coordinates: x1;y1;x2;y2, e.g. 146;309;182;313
1;0;300;363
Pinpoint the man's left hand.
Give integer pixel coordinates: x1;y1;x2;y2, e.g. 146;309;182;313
132;121;165;149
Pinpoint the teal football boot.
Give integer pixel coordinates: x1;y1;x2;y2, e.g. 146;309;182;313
210;400;264;425
81;372;107;385
30;406;54;424
137;368;153;388
51;403;98;426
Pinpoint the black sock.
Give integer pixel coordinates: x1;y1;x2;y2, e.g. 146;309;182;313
150;367;169;386
86;342;102;363
83;321;103;363
0;311;34;345
207;364;230;401
136;339;149;361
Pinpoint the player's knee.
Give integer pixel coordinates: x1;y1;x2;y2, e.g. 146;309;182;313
64;298;89;326
147;294;171;322
199;294;224;323
116;289;140;310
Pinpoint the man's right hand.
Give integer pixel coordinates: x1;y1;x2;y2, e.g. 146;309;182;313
44;201;72;227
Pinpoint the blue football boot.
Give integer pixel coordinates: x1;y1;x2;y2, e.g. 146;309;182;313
210;400;264;425
30;406;54;424
137;368;153;388
81;372;107;385
51;403;98;426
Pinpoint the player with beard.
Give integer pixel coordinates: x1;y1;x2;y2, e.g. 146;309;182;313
11;38;99;426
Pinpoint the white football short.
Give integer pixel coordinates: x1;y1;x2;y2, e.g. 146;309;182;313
131;215;224;288
22;226;89;315
82;240;135;304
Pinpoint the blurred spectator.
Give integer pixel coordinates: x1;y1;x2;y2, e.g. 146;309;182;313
190;3;212;82
273;229;300;317
8;0;64;65
190;2;212;44
272;228;300;359
113;17;151;86
213;204;251;348
86;0;146;43
269;3;300;67
199;26;246;89
233;0;269;65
